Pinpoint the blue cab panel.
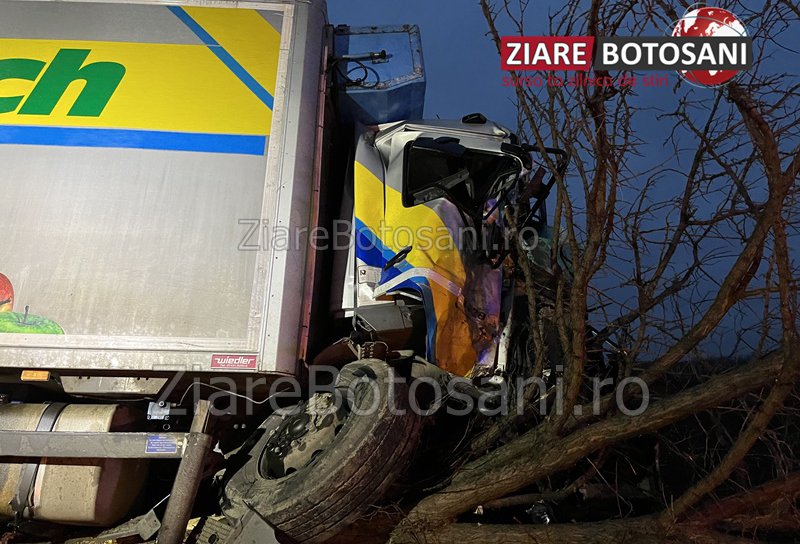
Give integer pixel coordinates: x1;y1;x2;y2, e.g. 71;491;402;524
332;24;426;125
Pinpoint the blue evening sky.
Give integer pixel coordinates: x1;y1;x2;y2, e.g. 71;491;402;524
327;1;797;356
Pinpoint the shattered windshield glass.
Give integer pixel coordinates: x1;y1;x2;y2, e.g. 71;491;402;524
403;140;520;217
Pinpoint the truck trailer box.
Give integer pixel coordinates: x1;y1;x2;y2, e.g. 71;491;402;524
0;0;326;376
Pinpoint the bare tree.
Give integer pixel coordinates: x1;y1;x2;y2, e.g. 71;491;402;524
388;1;800;542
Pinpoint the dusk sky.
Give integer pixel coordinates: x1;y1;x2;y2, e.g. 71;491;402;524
328;1;797;357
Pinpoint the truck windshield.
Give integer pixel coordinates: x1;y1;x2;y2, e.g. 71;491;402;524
403;141;519;217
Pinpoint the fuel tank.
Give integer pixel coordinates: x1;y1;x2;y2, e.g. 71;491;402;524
0;403;148;526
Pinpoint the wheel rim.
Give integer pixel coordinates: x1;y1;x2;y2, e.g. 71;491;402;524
258;393;348;479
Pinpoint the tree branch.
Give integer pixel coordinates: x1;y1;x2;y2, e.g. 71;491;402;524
391;352;784;539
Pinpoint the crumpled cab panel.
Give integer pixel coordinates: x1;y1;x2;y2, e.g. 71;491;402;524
341;122;510;377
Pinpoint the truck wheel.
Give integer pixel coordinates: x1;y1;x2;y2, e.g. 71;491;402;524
223;359;422;543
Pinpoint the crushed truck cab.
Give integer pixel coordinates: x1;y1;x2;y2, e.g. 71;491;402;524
0;1;566;542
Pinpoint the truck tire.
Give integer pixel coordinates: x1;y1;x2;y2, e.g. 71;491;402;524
223;359;422;543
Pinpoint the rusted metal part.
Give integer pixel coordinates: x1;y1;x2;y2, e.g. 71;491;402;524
158;401;212;544
189;400;211;435
297;25;333;371
156;433;213;544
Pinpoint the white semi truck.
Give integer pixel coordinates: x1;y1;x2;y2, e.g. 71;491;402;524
0;1;569;542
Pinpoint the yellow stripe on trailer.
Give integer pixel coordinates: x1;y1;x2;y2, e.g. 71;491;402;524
183;7;282;100
0;38;272;135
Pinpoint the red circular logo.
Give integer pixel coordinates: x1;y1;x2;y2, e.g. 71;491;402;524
671;6;747;87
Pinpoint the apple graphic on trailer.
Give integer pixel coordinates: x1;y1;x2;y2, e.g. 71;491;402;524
0;273;12;313
0;273;64;334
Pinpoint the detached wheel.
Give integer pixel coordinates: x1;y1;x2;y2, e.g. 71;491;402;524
223;359;422;543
